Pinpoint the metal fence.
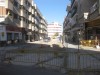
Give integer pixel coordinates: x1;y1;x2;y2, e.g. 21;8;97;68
66;51;100;75
0;48;100;75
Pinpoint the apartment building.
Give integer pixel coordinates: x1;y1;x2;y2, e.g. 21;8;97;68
33;4;48;41
63;0;78;43
63;0;100;44
40;17;48;40
48;22;62;38
0;0;47;45
0;0;23;45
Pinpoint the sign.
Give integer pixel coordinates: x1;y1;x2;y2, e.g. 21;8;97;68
84;12;89;19
0;0;5;6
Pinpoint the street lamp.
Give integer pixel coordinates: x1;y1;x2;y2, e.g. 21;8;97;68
77;30;81;75
77;30;81;51
77;12;89;74
84;12;89;40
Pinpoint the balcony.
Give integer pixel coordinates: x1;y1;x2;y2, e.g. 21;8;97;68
13;18;20;26
89;1;98;14
6;0;13;10
88;1;99;21
63;22;71;31
71;0;78;8
13;6;20;15
63;16;69;27
71;7;77;17
67;5;71;12
25;13;29;19
71;0;75;7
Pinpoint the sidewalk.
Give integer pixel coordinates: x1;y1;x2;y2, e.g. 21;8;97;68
63;43;78;49
28;40;64;48
63;42;100;51
80;45;100;51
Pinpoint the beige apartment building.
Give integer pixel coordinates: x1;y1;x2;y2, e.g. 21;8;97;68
63;0;100;46
0;0;47;45
40;18;48;40
33;4;48;41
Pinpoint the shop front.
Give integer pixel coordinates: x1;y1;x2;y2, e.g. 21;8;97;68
6;25;22;44
81;18;100;47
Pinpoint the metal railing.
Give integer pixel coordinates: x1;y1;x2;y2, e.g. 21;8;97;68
0;48;100;74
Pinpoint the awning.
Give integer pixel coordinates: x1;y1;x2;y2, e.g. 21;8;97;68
6;25;22;32
86;16;100;27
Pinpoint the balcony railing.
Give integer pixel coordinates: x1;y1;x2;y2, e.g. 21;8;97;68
90;1;98;14
71;7;77;17
71;0;75;7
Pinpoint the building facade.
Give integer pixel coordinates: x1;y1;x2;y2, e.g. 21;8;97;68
63;0;100;45
48;22;62;38
33;4;48;41
0;0;47;45
84;0;100;41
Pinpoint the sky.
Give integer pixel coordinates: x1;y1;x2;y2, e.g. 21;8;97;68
34;0;70;25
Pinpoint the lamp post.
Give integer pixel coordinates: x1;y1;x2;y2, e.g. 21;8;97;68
77;13;89;75
84;12;89;40
76;13;81;75
77;30;81;75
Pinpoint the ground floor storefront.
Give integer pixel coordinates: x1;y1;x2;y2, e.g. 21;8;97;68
0;25;36;46
81;18;100;48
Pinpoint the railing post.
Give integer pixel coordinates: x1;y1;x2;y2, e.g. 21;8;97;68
38;52;41;66
62;51;68;73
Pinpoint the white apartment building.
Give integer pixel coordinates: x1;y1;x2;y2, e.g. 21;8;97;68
48;22;62;38
0;0;47;46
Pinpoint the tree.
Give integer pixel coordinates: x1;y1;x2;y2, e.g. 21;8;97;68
54;32;59;36
52;32;59;39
